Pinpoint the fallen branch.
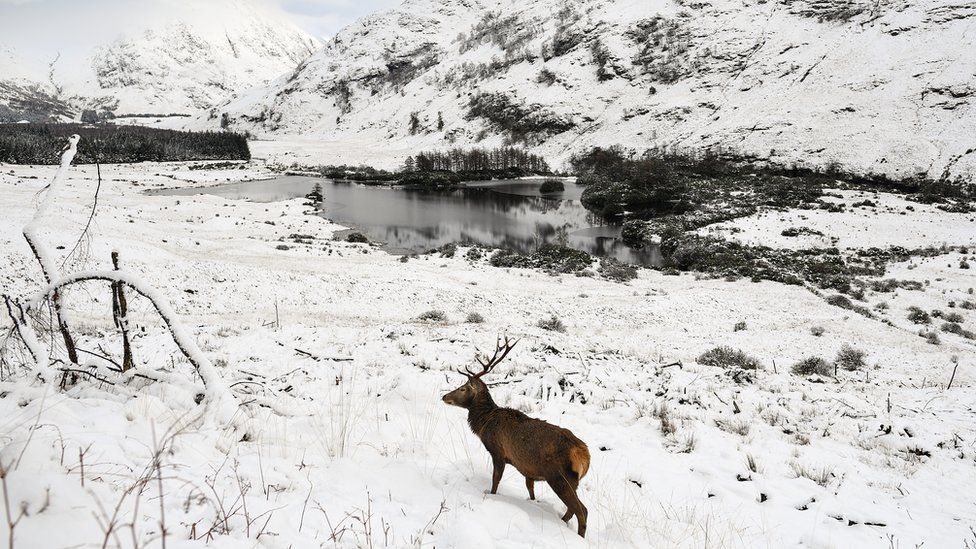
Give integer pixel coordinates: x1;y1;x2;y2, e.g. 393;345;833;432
23;134;81;365
28;270;236;424
2;295;51;382
276;341;353;362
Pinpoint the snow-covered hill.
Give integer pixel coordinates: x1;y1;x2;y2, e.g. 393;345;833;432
0;0;320;121
221;0;976;178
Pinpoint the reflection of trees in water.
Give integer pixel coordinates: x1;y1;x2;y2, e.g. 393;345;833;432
166;176;660;265
337;184;661;264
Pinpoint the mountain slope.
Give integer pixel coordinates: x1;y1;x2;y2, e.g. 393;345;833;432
221;0;976;178
0;0;320;121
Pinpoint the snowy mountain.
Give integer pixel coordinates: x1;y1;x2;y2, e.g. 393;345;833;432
220;0;976;178
0;0;320;121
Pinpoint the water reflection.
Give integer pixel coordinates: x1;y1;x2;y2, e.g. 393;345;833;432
151;176;661;266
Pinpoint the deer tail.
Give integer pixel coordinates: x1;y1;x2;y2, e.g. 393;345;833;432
569;444;590;480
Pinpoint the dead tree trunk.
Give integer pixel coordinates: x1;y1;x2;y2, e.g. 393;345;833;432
111;251;134;372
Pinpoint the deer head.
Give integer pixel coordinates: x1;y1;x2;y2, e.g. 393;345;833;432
442;336;518;409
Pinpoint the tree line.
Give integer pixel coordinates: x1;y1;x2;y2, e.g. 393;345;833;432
406;146;551;175
0;123;250;164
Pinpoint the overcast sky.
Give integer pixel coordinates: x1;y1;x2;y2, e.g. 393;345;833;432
0;0;401;42
263;0;401;38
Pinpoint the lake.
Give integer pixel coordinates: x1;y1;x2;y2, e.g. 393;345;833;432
151;176;661;266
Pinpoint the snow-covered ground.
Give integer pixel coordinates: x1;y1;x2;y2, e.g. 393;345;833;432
250;138;414;171
1;160;975;548
220;0;976;181
700;188;976;250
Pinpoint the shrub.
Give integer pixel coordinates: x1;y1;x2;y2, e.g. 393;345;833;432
466;92;575;143
835;344;866;371
825;294;854;309
491;244;593;274
907;306;931;324
346;232;369;243
921;331;940;345
792;356;832;376
598;258;639;282
539;178;565;194
465;312;485;324
697;347;761;370
536;68;557;86
941;322;963;334
537;315;566;333
734;321;747;332
811;326;825;337
418;310;447;322
465;247;484;260
944;312;964;323
438;242;458;258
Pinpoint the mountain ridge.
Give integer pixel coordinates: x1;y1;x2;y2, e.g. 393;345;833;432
0;0;320;122
219;0;976;178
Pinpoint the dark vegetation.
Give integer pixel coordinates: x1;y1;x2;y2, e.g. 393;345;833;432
0;123;250;164
792;356;833;377
297;146;551;189
627;16;696;84
698;347;761;371
537;315;567;333
490;244;594;274
569;145;974;288
466;92;575;144
835;345;866;371
539;179;565;194
482;244;638;282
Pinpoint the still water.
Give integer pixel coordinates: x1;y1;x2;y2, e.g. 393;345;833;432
151;176;661;266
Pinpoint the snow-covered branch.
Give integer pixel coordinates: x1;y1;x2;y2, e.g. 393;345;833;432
27;270;235;421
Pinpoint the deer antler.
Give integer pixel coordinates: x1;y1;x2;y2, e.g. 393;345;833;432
457;335;519;379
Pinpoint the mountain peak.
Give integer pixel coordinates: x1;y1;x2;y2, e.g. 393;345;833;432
0;0;321;120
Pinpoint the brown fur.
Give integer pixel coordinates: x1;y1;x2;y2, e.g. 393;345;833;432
444;375;590;537
569;445;590;479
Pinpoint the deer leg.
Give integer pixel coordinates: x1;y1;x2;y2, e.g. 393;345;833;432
546;475;588;538
525;477;536;500
490;456;505;494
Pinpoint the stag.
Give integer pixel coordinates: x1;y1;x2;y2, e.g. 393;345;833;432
442;336;590;537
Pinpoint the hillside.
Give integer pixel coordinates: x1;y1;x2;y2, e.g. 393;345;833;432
0;0;320;121
220;0;976;178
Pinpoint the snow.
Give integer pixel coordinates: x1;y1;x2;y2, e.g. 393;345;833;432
1;159;975;548
0;0;320;118
217;0;976;179
700;188;976;250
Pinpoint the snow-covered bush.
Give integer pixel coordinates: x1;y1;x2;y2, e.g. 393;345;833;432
907;306;931;324
791;356;832;376
598;258;638;282
465;92;575;144
835;344;866;371
697;346;761;371
537;315;566;333
417;310;448;322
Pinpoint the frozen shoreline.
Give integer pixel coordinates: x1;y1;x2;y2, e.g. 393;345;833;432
1;160;974;548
